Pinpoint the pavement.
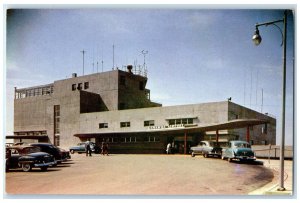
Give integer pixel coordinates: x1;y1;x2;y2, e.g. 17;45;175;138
248;158;294;196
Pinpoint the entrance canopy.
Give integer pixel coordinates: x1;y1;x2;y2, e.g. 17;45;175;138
74;119;269;138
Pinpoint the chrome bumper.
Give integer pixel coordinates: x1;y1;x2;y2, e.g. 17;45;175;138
34;161;56;167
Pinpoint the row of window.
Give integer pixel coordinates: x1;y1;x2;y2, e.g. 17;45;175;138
72;82;89;91
15;86;54;99
99;118;194;129
102;136;160;143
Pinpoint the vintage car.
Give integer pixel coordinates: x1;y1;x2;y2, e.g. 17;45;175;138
58;147;71;160
6;146;56;172
190;141;222;158
29;143;69;164
221;140;256;162
69;142;100;154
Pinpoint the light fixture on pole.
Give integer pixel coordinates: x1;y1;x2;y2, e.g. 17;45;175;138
252;10;288;191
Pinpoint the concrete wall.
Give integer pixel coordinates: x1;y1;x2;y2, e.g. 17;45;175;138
14;95;51;133
228;102;276;145
79;101;229;134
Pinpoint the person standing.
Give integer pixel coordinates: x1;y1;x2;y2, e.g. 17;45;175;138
101;141;109;156
85;142;92;157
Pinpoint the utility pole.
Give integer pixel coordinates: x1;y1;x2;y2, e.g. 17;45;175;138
80;50;86;75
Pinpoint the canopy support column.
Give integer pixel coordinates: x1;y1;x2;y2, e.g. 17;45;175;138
246;126;250;142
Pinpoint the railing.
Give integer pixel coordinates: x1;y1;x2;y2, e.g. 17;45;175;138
252;145;293;159
120;65;148;77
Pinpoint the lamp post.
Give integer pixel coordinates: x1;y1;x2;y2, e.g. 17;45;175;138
252;10;287;191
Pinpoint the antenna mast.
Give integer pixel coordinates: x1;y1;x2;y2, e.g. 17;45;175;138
112;44;115;69
80;49;86;75
141;50;148;68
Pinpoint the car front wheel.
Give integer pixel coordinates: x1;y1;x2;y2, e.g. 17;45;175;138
22;163;32;172
191;152;195;157
70;150;74;154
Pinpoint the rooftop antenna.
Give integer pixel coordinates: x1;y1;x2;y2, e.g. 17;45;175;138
92;48;95;73
80;49;86;75
112;44;115;70
102;49;104;72
261;88;264;113
141;50;148;68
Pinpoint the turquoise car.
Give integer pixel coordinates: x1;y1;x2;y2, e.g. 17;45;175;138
221;140;256;162
69;142;100;154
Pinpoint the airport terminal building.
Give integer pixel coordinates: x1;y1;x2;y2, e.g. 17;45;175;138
11;66;276;154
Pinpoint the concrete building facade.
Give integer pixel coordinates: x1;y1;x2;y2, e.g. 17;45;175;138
12;66;276;153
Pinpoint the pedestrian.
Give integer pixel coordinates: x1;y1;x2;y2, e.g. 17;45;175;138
166;143;171;154
85;142;92;157
101;141;109;156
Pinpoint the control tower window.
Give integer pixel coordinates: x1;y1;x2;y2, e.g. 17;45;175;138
120;76;126;85
139;81;144;90
84;82;89;89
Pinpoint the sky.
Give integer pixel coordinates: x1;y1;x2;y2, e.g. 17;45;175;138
5;6;295;145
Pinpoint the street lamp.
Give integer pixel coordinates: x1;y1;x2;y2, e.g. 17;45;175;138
252;10;287;191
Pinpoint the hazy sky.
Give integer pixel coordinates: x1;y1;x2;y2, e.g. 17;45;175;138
5;7;295;145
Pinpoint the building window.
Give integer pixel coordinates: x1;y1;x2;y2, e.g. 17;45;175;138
54;105;60;146
146;136;160;142
99;123;108;128
139;81;144;90
144;120;155;127
168;118;194;125
120;76;126;85
72;84;76;91
84;82;89;89
119;103;126;110
77;83;82;90
262;124;268;134
122;137;137;143
120;122;130;128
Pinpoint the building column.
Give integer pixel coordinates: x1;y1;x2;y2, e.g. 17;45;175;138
216;130;219;144
246;126;250;143
184;131;187;155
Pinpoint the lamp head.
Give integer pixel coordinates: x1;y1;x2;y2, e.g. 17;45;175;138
252;27;262;46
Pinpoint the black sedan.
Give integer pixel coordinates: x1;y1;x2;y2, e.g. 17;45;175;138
29;143;70;164
6;146;56;172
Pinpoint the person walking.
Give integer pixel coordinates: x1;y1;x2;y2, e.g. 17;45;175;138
166;143;172;154
101;141;109;156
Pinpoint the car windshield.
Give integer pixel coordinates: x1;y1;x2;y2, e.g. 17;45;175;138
233;142;250;148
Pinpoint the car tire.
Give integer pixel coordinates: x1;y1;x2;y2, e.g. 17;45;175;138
203;153;208;158
228;158;232;163
40;166;48;171
22;163;32;172
70;150;74;154
191;152;195;157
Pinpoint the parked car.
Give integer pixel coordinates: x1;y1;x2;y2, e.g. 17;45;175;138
69;142;100;154
6;146;55;172
58;147;71;160
29;143;69;164
221;140;256;162
190;141;223;158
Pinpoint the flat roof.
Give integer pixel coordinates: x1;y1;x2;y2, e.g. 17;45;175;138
74;118;269;138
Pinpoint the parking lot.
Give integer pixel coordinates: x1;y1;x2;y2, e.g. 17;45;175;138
5;154;274;196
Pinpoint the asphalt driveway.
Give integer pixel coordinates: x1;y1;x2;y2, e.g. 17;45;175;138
5;154;274;196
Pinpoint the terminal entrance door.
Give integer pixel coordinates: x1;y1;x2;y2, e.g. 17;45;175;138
171;136;194;154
